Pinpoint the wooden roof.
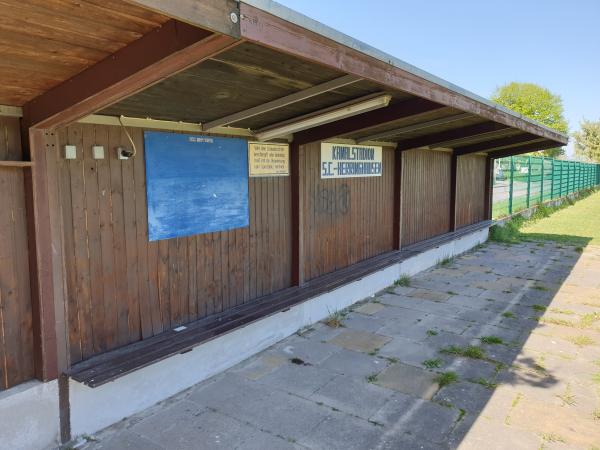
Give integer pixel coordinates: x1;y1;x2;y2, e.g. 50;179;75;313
2;0;567;156
98;42;557;154
0;0;169;105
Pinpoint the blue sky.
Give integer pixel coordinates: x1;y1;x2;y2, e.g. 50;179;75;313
277;0;600;156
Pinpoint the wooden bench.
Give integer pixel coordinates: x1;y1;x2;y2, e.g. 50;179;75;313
69;221;491;387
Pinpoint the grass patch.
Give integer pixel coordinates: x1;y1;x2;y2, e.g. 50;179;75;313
447;291;458;296
519;189;600;246
426;329;438;337
489;216;525;244
593;408;600;421
324;310;347;328
366;373;378;383
435;371;458;387
568;335;595;347
579;312;600;329
472;377;498;389
540;316;575;327
531;304;547;312
439;256;454;267
394;274;411;287
480;336;504;345
549;308;574;315
502;311;515;319
422;358;442;369
541;432;565;444
556;384;576;407
532;284;548;291
440;345;487;360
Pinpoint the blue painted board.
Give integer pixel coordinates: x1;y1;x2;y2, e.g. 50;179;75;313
144;131;249;241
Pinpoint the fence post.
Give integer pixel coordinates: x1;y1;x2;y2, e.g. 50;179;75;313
550;159;554;199
559;161;563;197
526;156;532;208
540;156;545;203
508;156;514;215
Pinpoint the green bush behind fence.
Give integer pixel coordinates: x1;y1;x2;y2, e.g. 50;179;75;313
493;156;600;218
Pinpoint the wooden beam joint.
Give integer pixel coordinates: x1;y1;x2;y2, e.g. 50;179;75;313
23;20;240;130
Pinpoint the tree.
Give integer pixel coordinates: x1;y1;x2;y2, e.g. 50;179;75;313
573;119;600;163
491;82;568;158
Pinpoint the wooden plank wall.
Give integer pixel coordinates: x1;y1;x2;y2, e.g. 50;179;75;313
0;117;34;390
455;154;487;229
54;124;292;364
401;149;452;246
301;142;395;281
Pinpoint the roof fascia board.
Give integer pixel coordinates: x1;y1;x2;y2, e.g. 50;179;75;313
124;0;241;37
240;0;568;145
489;140;559;158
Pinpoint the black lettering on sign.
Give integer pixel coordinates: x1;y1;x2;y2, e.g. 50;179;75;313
314;184;350;216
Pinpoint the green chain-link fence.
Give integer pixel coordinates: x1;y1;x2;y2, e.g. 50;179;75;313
492;156;600;218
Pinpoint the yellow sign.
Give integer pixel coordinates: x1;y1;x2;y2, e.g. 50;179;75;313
248;142;289;177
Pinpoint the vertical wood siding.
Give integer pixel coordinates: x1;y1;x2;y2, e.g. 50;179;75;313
301;142;395;281
55;124;291;363
455;154;487;229
0;117;34;390
401;149;451;246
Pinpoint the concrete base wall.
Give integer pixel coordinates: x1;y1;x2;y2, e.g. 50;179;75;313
0;380;59;450
70;226;489;438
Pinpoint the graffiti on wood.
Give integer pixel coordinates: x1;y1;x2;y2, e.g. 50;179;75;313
314;184;350;215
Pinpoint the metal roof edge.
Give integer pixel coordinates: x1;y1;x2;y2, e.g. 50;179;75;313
239;0;568;143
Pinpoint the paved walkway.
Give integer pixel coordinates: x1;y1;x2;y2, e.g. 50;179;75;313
81;241;600;450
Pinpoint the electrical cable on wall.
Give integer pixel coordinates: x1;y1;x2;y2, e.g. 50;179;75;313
117;115;137;158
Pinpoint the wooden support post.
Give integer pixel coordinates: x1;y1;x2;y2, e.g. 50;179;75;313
449;153;458;231
23;128;58;382
290;142;303;286
392;150;402;249
484;156;493;220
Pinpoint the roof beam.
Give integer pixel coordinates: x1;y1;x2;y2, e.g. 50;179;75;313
23;20;240;130
203;74;361;131
396;122;511;151
124;0;241;37
358;113;472;142
0;105;22;118
489;140;560;159
453;134;545;156
294;97;446;146
240;3;568;145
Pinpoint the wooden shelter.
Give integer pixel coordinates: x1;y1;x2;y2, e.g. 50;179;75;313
0;0;568;446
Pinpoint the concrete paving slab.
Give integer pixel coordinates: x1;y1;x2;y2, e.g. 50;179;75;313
371;393;460;444
317;348;387;378
310;374;393;419
257;362;337;398
341;312;386;333
374;363;439;400
328;329;391;354
378;336;441;367
433;381;492;412
354;302;385;315
298;410;382;450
